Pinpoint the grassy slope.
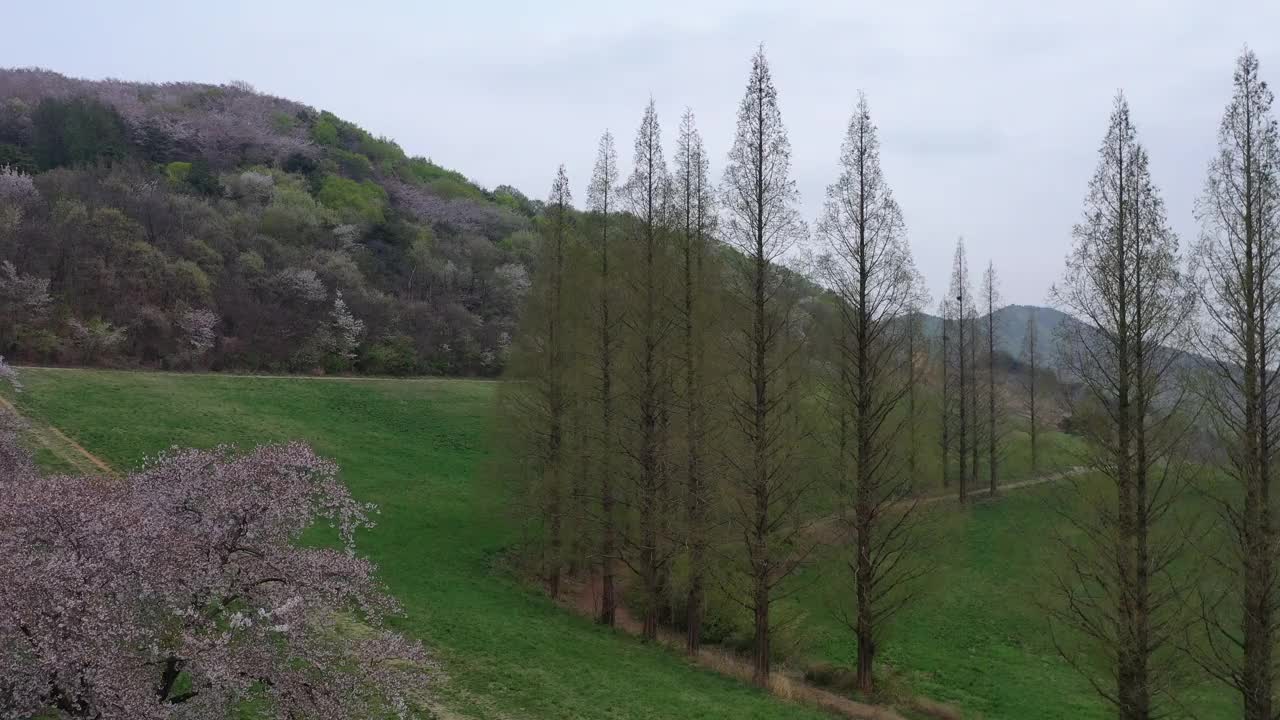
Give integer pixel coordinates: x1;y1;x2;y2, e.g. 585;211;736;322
793;461;1235;719
10;369;1240;719
12;369;827;720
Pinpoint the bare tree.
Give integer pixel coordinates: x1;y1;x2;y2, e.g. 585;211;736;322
970;301;981;487
673;108;717;654
617;100;678;642
1190;48;1280;720
981;261;1003;494
720;46;812;686
507;166;577;599
1048;93;1194;720
947;240;975;502
940;298;953;489
587;130;621;626
906;309;928;492
817;92;927;693
1019;310;1041;474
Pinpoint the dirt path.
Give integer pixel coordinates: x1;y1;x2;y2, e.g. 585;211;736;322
807;466;1088;543
0;393;114;475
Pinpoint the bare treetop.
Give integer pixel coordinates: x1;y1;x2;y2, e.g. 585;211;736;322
721;47;806;264
625;99;671;223
588;130;619;217
818;92;920;324
675;108;716;239
1054;93;1190;353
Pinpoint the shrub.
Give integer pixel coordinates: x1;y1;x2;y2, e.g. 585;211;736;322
311;117;339;146
330;148;374;181
317;174;387;225
359;334;418;375
165;160;192;184
357;134;404;164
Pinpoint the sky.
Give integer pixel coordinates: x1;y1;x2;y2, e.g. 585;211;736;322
5;0;1280;306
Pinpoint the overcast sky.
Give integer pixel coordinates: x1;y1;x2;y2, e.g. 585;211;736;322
5;0;1280;306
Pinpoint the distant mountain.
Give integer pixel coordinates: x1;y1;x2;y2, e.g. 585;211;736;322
914;304;1079;367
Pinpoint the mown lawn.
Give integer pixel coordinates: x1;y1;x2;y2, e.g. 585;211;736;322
11;368;829;720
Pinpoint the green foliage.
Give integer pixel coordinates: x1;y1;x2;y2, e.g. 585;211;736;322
12;370;828;720
310;117;339;146
499;229;538;267
328;149;375;181
493;185;537;216
0;143;36;174
358;334;419;375
398;156;484;199
31;97;129;170
317;174;387;225
164;161;192;185
260;181;330;241
185;161;221;196
427;177;484;201
163;160;220;196
169;259;213;304
357;134;404;164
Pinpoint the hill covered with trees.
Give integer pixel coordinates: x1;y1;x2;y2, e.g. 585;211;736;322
0;68;541;375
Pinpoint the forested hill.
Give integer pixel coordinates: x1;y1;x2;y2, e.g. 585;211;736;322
915;304;1077;367
0;68;541;375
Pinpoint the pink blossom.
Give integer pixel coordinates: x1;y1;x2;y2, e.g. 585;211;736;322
0;433;433;718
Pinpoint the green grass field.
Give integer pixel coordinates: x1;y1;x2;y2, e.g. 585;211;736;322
6;369;1240;719
10;369;828;720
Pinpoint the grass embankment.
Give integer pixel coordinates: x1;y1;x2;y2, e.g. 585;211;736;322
11;368;828;720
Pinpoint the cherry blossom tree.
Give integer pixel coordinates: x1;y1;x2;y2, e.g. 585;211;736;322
176;307;218;363
330;291;365;363
0;435;433;719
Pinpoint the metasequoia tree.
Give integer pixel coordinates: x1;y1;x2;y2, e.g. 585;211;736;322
817;92;927;693
1020;310;1042;473
946;240;975;502
720;46;813;686
503;167;577;599
906;309;927;492
0;433;432;719
673;108;717;654
980;261;1003;494
543;166;575;599
939;298;952;489
1191;49;1280;720
969;298;980;487
617;100;679;642
587;130;622;626
1048;93;1194;720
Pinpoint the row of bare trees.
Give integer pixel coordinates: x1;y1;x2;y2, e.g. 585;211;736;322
1048;49;1280;720
939;241;1011;503
503;47;936;692
508;44;1280;717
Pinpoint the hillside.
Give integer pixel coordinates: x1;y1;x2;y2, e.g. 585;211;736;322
916;304;1076;366
0;68;541;375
